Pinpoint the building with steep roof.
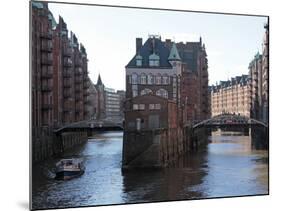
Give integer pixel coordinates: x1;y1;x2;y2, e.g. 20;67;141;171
123;35;210;168
124;35;209;130
94;74;106;120
125;35;183;130
94;74;125;120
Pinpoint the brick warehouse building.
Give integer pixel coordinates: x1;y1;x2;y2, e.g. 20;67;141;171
122;35;209;167
124;35;209;130
248;23;269;123
124;35;183;131
210;75;251;117
176;38;209;123
32;2;95;131
210;24;268;123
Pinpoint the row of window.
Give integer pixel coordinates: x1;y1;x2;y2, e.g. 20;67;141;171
133;88;168;99
132;103;161;111
136;53;160;67
129;73;172;85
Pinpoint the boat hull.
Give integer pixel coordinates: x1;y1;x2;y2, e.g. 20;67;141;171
55;170;85;180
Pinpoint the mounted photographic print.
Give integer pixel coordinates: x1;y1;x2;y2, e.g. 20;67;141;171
30;0;269;210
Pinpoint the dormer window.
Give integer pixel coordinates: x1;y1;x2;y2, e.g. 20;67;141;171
135;54;142;67
149;53;160;67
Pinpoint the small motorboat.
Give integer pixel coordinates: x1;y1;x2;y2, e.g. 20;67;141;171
55;158;85;180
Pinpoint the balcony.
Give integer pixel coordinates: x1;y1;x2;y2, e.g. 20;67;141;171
41;84;52;92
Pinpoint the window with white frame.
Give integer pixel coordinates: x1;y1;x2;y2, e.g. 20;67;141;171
156;89;168;99
149;104;155;110
155;75;162;85
162;75;169;84
149;59;160;67
140;88;152;96
132;73;138;84
149;53;160;67
147;74;154;84
155;104;161;110
132;90;138;97
132;84;138;97
136;60;142;66
133;104;138;110
139;104;145;110
140;74;146;84
149;103;161;110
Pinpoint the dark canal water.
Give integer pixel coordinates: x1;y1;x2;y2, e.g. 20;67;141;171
32;130;268;209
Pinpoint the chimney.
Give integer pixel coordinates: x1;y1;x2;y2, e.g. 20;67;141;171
165;39;172;49
136;38;142;54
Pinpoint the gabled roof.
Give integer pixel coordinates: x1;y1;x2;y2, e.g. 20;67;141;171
126;37;172;68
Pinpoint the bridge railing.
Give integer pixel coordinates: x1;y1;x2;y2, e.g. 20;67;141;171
192;114;268;129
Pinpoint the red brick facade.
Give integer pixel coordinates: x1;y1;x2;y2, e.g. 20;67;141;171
32;2;95;131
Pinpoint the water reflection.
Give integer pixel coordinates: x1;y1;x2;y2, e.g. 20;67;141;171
32;130;268;210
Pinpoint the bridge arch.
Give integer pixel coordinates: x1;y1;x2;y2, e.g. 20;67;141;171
192;114;268;129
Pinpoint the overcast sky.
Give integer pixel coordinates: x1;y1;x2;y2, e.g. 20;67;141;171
48;2;267;90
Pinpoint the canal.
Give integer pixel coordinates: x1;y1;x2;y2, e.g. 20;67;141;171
32;130;268;209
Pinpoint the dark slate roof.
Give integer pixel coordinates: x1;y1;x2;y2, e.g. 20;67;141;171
97;74;103;85
126;37;172;68
211;74;249;92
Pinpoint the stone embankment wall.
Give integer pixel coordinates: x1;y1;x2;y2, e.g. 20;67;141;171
122;125;209;169
250;125;269;149
32;127;87;163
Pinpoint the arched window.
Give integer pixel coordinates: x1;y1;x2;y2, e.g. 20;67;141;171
162;75;169;85
147;74;154;84
155;74;162;85
156;89;168;99
140;74;146;84
132;73;138;84
140;88;152;96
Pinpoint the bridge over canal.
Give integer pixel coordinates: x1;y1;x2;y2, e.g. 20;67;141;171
193;114;268;129
54;118;124;134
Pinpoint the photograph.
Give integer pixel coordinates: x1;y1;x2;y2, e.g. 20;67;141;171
30;1;269;210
